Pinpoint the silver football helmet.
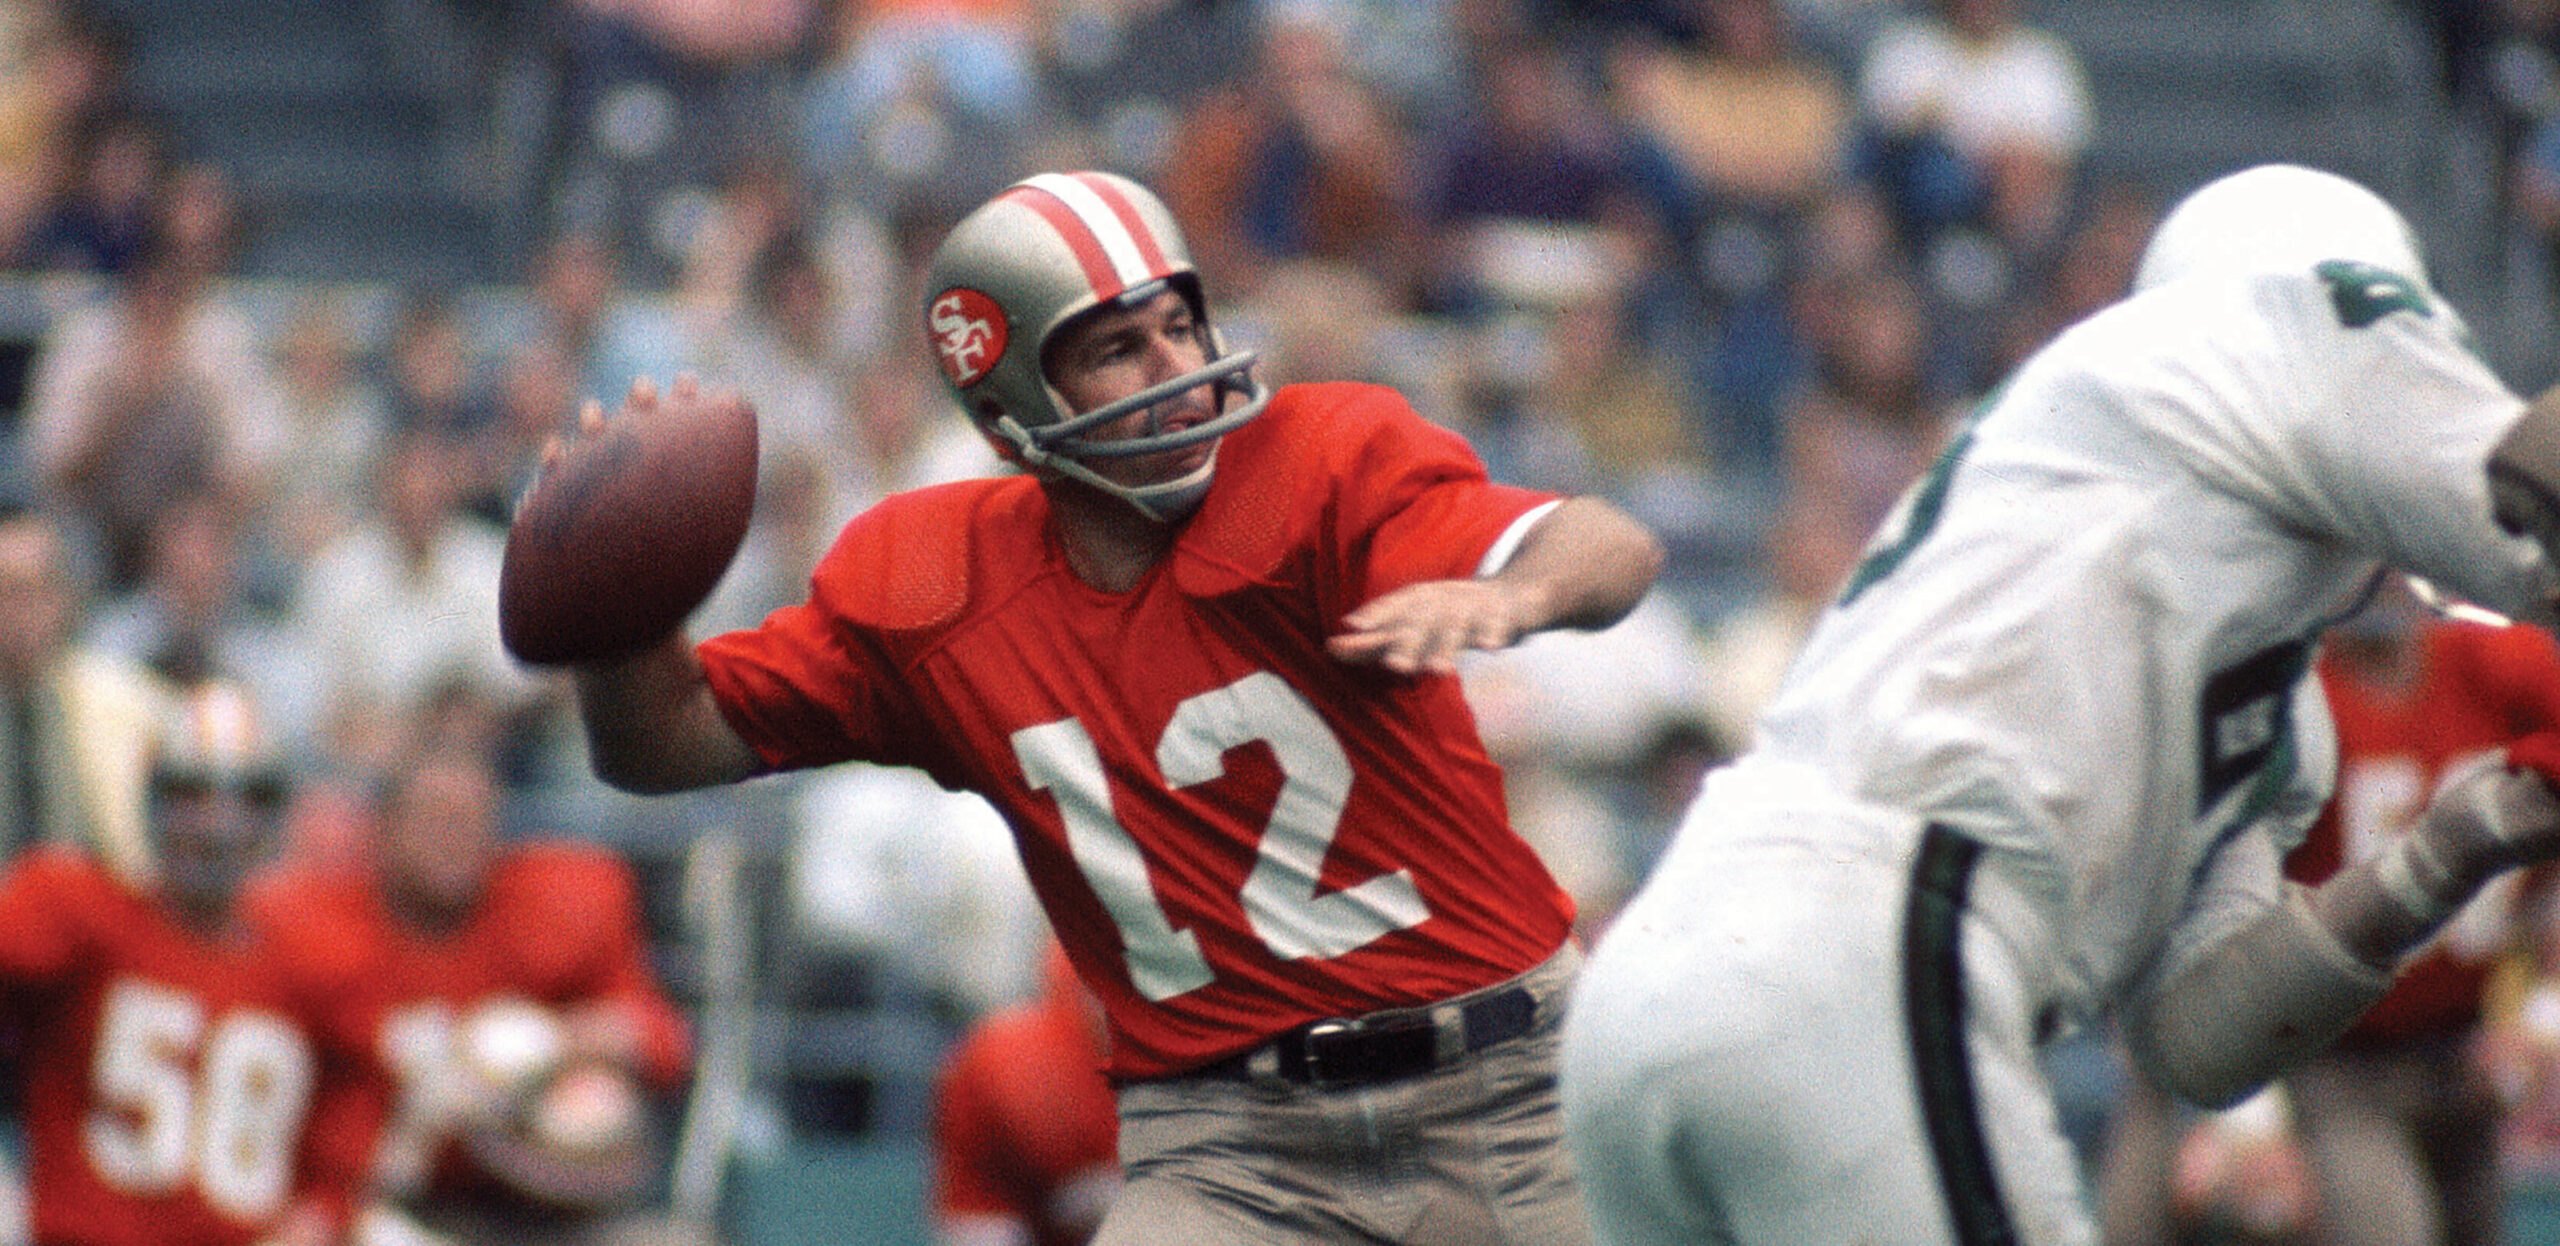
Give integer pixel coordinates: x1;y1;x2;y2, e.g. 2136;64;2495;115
147;682;287;916
2134;163;2430;295
923;171;1270;521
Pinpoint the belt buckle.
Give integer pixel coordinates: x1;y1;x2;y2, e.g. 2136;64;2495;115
1299;1018;1364;1088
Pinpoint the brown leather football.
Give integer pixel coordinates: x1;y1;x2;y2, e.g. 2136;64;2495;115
499;387;757;665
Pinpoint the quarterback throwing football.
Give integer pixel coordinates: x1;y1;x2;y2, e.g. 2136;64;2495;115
549;171;1663;1242
1561;164;2560;1245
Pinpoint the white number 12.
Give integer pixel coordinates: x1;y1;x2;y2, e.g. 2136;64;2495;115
1012;671;1429;1001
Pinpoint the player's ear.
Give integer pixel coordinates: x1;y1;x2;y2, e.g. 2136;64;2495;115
2489;383;2560;591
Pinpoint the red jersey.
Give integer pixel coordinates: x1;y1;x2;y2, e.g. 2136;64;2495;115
249;843;691;1201
931;954;1119;1246
0;848;352;1246
701;382;1576;1078
2290;619;2560;1043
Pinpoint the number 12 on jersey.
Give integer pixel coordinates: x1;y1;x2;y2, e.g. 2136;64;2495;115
1012;671;1431;1002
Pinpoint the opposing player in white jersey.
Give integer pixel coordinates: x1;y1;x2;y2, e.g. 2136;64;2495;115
1560;162;2560;1245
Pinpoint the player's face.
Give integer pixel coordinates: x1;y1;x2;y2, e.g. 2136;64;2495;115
381;759;498;919
153;781;282;924
1045;289;1222;489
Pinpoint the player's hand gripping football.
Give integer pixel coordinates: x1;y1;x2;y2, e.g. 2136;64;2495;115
1326;577;1545;675
498;373;759;666
2485;734;2560;867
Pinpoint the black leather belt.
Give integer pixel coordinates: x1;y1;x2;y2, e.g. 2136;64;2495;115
1190;983;1540;1088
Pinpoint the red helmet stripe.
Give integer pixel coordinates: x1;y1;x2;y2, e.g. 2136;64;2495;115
1001;181;1122;298
1070;171;1172;276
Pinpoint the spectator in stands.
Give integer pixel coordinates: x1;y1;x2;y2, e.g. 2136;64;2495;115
266;297;393;565
285;430;532;778
1156;0;1418;299
458;329;581;528
155;158;245;285
0;9;129;269
1778;263;1956;564
253;736;693;1246
930;944;1121;1246
1853;0;2091;259
1416;32;1654;317
85;493;323;761
692;229;861;504
523;229;696;408
553;0;813;281
19;108;162;275
1605;0;1850;457
382;287;498;442
0;504;163;876
1609;0;1848;221
19;233;287;591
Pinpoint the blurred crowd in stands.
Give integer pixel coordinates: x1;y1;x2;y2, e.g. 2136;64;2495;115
14;0;2560;1239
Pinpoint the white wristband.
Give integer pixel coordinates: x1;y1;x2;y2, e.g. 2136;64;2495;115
2373;835;2459;927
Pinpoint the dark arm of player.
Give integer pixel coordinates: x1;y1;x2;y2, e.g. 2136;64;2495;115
2123;742;2560;1108
572;632;761;795
1327;496;1665;675
2488;382;2560;620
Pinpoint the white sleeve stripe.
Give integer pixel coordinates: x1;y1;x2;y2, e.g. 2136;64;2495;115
1477;500;1563;578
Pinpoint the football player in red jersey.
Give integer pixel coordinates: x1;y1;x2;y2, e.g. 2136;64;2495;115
0;683;361;1246
557;170;1663;1241
931;944;1121;1246
252;742;691;1246
2278;585;2560;1243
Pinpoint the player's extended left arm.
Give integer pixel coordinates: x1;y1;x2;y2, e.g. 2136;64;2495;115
2488;383;2560;617
1326;496;1665;675
2123;738;2560;1108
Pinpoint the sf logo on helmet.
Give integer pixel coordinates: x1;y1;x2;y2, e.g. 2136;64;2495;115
930;288;1007;388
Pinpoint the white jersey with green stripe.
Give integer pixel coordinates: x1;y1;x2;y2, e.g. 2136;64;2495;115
1749;259;2552;1019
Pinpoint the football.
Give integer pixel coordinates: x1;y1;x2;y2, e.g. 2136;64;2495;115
500;380;758;665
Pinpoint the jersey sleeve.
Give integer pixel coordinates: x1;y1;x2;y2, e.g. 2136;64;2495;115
0;849;100;985
508;849;693;1087
1319;385;1560;603
697;501;945;775
928;1029;1031;1228
2166;271;2548;619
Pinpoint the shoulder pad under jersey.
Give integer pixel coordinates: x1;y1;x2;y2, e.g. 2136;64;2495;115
1174;383;1395;595
809;477;1044;632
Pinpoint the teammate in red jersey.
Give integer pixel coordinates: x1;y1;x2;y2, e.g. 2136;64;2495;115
2276;586;2560;1244
2099;581;2560;1244
931;945;1121;1246
557;170;1663;1241
252;744;691;1246
0;683;359;1246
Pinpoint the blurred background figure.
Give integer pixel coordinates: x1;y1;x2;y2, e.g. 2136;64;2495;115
0;0;2534;1236
2099;578;2560;1245
927;945;1117;1246
1854;0;2090;261
284;431;535;780
19;234;283;593
253;734;693;1246
0;681;357;1246
0;504;163;877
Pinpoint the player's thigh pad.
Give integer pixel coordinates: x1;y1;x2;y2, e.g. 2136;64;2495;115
1561;802;2093;1245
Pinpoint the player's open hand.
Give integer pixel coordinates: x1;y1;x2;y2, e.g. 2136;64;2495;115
2499;734;2560;862
1327;578;1542;675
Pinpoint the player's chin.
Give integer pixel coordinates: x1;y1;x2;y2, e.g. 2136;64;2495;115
1107;439;1219;487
